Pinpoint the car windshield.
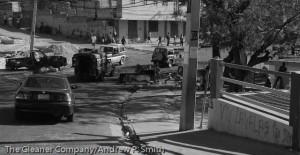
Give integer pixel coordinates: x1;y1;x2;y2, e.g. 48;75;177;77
100;47;114;54
24;77;68;89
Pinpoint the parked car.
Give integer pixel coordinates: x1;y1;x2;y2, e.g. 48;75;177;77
99;44;126;65
151;46;184;67
72;48;115;81
14;74;77;122
5;50;67;70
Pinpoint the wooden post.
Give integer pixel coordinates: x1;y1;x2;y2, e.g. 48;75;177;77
210;58;223;99
30;0;37;53
289;71;300;150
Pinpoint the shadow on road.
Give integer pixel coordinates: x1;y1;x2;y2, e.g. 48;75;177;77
140;130;294;155
0;106;60;125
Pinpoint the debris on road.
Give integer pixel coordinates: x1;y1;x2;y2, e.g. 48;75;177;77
43;43;79;65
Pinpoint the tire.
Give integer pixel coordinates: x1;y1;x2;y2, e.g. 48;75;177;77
66;114;73;122
119;57;125;65
109;69;115;77
98;72;104;81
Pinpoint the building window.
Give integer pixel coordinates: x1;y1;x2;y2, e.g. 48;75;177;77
149;21;158;32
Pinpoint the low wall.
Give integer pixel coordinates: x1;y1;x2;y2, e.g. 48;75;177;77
208;99;293;146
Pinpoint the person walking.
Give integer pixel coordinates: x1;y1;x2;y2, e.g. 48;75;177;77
173;33;177;46
166;32;170;46
273;62;288;89
121;36;126;46
180;34;184;46
91;34;97;48
157;36;162;46
147;32;152;43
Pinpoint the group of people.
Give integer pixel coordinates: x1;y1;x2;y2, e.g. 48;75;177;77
91;32;118;48
147;32;184;47
262;62;288;89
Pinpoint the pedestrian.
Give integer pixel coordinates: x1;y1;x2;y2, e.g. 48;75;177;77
180;34;184;46
273;62;287;89
101;34;105;44
3;13;7;25
173;33;177;46
91;34;97;48
110;32;114;43
147;32;152;43
166;32;170;46
157;36;162;46
291;44;295;55
8;16;12;27
121;36;126;46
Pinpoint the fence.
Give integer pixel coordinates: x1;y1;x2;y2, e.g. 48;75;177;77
210;58;300;150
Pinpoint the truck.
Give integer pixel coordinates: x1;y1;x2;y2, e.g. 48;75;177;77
5;50;67;70
72;48;115;81
151;46;184;68
99;44;126;65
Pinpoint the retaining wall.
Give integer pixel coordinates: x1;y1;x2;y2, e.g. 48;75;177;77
208;98;293;146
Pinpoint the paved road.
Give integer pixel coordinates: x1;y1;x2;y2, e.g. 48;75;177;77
0;27;179;155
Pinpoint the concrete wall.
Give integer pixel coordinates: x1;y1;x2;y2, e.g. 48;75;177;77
118;20;128;42
208;99;293;146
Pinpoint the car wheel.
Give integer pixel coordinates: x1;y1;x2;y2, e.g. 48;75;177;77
119;57;125;65
109;69;115;77
66;114;73;122
168;60;173;68
99;72;104;81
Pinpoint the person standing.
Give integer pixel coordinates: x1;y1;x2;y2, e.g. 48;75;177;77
91;34;97;48
273;62;288;89
121;36;126;46
173;33;177;46
157;36;162;46
3;13;7;25
166;32;170;46
180;34;184;46
147;32;152;43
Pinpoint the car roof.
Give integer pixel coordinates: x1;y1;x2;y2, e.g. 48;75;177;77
155;46;184;50
29;74;67;79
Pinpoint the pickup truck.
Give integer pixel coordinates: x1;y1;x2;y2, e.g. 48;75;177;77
99;44;126;65
5;50;67;70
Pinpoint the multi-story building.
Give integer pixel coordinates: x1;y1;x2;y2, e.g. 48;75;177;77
7;0;186;43
0;0;21;25
116;0;186;42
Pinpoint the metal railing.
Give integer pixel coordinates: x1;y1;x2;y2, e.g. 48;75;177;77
210;58;300;150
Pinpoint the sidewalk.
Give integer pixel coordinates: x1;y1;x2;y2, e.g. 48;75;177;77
113;88;298;155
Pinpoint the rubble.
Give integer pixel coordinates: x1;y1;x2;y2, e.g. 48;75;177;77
42;43;79;66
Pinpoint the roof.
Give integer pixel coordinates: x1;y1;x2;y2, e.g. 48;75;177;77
30;73;66;79
100;44;123;48
155;46;184;50
120;2;186;21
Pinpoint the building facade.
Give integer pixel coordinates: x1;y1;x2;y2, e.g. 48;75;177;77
5;0;186;43
116;0;186;42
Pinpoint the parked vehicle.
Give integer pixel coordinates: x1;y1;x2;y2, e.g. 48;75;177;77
99;44;126;65
14;74;77;122
72;48;115;81
5;50;67;70
151;46;184;67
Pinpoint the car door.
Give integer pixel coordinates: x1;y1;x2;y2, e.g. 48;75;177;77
111;47;119;64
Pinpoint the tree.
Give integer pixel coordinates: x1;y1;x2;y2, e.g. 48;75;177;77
200;0;300;91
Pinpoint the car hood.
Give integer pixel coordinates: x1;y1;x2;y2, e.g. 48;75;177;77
20;87;70;94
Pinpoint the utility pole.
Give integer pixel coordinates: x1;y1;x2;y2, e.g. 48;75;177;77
179;0;201;131
30;0;37;53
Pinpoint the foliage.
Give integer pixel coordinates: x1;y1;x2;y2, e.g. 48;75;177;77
200;0;300;65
